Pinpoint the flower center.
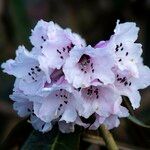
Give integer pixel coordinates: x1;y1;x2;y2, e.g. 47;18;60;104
78;54;94;74
115;43;130;62
81;86;99;100
27;65;42;82
50;69;64;83
116;74;132;87
54;89;71;111
56;42;74;60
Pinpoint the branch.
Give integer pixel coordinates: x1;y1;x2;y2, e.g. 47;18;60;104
83;133;148;150
99;125;118;150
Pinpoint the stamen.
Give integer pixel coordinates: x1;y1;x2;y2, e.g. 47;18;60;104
64;101;68;104
37;69;41;72
124;81;128;86
60;56;63;59
57;49;61;54
71;43;75;48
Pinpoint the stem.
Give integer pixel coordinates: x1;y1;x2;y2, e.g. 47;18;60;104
99;125;118;150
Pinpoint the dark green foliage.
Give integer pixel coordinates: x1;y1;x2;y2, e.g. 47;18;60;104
21;126;81;150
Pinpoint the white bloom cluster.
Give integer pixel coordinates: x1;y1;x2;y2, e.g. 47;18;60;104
1;20;150;133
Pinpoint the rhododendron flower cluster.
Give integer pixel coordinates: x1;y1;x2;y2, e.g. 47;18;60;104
1;20;150;133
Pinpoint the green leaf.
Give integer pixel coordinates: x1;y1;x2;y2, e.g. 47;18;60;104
128;115;150;129
21;127;81;150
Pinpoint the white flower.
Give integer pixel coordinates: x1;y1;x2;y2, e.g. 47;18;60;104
30;80;83;124
39;29;86;70
1;46;50;95
96;20;142;78
96;20;150;109
77;85;124;119
30;20;62;49
63;46;115;88
113;63;150;109
90;98;129;130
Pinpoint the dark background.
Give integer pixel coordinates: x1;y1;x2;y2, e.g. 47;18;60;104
0;0;150;149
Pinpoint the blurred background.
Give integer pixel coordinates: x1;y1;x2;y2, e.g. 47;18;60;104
0;0;150;149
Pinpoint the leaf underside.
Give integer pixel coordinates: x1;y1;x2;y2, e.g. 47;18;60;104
21;126;81;150
128;115;150;129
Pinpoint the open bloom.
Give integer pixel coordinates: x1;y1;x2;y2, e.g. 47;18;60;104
90;97;129;130
113;63;150;109
96;20;142;78
63;46;115;88
30;20;86;70
30;20;62;49
96;20;150;109
1;46;50;95
38;29;86;70
10;81;52;132
77;84;125;119
30;80;83;124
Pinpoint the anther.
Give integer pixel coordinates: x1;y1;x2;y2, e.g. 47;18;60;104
57;49;61;54
37;69;41;72
71;43;75;48
60;56;63;59
64;101;68;104
124;81;128;86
